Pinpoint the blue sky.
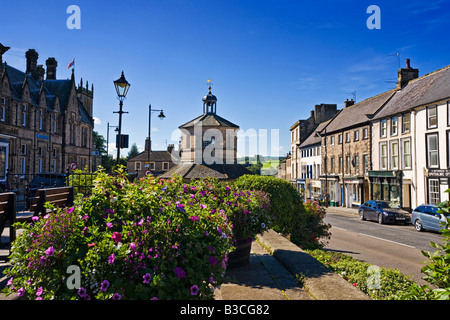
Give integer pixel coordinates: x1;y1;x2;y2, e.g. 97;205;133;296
2;0;450;158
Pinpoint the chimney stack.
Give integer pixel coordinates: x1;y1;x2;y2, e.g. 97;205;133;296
345;99;355;108
397;58;418;89
36;65;45;81
25;49;39;79
145;138;151;152
0;43;10;73
167;144;174;154
46;57;58;80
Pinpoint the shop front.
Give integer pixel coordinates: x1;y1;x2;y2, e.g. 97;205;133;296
320;175;340;206
343;177;364;208
368;170;403;208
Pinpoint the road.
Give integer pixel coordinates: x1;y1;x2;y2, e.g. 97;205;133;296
323;209;445;286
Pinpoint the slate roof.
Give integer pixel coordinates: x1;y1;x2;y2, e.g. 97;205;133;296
179;113;239;129
299;120;330;148
2;62;93;125
372;64;450;120
159;163;251;180
321;89;396;134
128;150;176;162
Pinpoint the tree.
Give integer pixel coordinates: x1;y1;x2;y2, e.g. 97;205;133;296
127;143;140;160
93;131;107;156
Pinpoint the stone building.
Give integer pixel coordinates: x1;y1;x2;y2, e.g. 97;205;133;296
160;83;250;181
289;103;338;189
371;60;450;210
318;93;395;207
0;44;94;190
298;120;329;201
126;139;176;178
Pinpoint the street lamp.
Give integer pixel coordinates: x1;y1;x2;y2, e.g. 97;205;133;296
147;104;166;163
113;71;130;165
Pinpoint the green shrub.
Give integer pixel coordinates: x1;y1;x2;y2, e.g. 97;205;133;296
308;249;416;300
234;175;330;249
399;197;450;300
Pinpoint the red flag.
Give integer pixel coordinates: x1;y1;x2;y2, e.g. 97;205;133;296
66;58;75;69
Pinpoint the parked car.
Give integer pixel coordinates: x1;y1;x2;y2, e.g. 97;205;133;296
359;200;411;224
411;204;449;232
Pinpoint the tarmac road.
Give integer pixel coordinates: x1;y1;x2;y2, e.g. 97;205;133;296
324;209;445;286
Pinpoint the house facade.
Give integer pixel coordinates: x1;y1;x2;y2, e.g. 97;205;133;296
318;94;394;208
126;139;176;178
289;103;338;189
0;44;94;190
298;121;328;201
370;61;450;210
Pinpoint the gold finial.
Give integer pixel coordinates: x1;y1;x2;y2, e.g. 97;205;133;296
207;79;212;92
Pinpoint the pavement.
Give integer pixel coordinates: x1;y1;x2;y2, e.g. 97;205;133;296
1;206;370;301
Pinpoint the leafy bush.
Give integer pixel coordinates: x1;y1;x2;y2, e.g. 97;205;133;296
399;197;450;300
2;168;270;300
234;175;330;249
308;249;416;300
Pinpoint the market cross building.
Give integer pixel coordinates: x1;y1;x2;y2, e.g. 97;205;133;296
160;83;250;181
0;44;94;190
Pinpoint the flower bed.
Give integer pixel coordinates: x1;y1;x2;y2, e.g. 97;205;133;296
3;168;271;300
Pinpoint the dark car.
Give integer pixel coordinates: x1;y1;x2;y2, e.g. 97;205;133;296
359;200;411;224
411;204;449;232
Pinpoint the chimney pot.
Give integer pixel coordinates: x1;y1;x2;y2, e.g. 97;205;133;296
406;58;411;69
25;49;39;78
46;57;58;80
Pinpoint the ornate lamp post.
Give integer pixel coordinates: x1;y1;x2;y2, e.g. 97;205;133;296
113;71;130;165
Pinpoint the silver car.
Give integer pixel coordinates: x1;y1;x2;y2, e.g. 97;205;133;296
411;204;449;232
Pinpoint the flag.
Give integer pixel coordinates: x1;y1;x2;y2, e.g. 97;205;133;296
66;58;75;69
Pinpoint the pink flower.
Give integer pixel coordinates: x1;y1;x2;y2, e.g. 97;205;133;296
17;287;25;297
36;287;43;296
208;255;218;266
174;267;186;279
108;253;115;264
143;273;152;284
45;246;55;256
106;222;113;228
112;232;122;243
352;283;357;287
190;285;199;296
189;216;199;222
100;280;110;292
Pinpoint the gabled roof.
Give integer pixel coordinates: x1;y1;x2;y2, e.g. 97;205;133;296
2;62;92;124
179;113;239;129
372;64;450;120
128;150;175;162
322;89;396;134
299;120;330;148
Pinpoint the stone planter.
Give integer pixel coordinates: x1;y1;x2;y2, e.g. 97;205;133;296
227;237;252;269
